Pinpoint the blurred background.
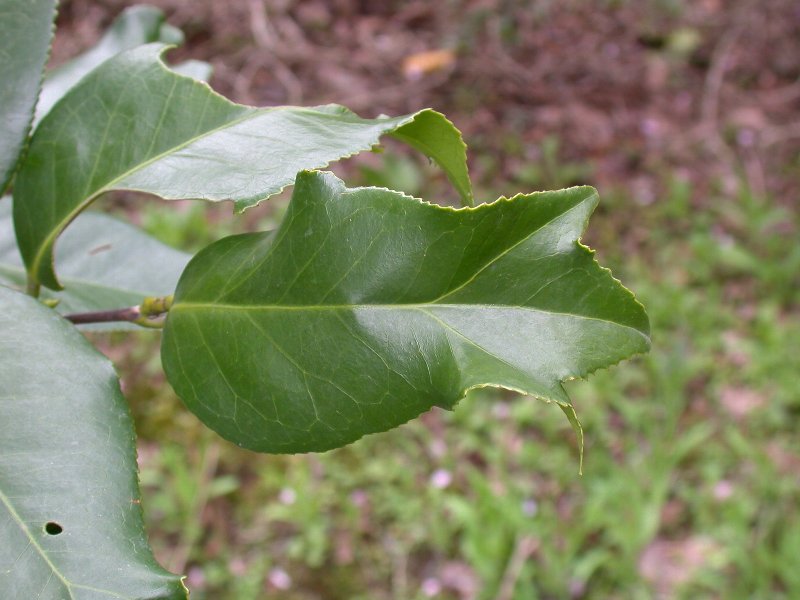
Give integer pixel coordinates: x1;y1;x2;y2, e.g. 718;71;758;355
53;1;799;598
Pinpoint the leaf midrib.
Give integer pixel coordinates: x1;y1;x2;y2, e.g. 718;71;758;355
171;301;649;339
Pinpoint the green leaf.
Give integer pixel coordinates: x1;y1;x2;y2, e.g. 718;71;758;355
161;171;649;453
389;108;471;204
0;0;57;192
34;5;200;126
0;198;190;329
13;43;471;291
0;286;186;598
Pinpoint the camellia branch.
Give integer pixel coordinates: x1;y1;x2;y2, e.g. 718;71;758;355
64;295;173;329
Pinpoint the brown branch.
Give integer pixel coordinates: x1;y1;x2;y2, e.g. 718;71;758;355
63;295;173;328
65;306;141;325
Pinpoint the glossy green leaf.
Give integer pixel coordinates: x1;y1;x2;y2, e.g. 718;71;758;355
13;43;471;291
0;199;189;329
0;0;57;192
0;286;186;598
161;171;650;453
34;5;206;126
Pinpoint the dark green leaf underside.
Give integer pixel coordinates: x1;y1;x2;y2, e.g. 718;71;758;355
162;171;649;453
0;199;190;329
13;43;471;291
0;286;186;598
0;0;57;192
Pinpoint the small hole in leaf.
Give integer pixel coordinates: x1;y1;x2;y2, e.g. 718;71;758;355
44;522;63;535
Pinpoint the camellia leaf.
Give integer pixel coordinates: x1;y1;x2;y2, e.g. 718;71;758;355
161;171;650;453
0;286;186;598
34;4;188;125
0;199;189;328
13;43;471;291
0;0;57;192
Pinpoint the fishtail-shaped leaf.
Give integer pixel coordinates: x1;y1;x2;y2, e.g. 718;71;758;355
161;171;650;453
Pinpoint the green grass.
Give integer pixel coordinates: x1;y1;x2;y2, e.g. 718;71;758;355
113;146;800;599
